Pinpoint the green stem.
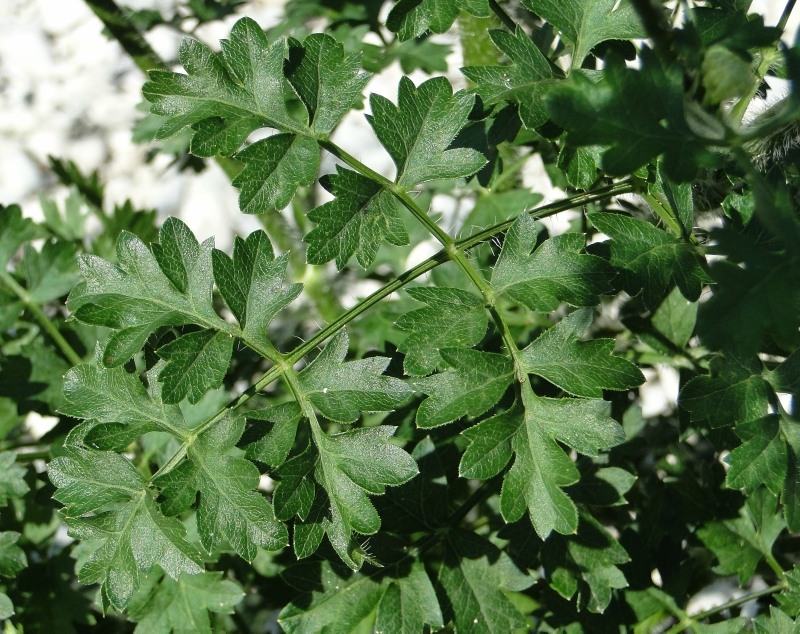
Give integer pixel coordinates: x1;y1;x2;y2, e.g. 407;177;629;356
318;140;455;247
663;583;785;634
487;0;519;33
160;182;632;460
0;270;82;366
82;0;165;73
778;0;798;32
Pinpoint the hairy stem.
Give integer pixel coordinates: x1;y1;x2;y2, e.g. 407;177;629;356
159;181;634;468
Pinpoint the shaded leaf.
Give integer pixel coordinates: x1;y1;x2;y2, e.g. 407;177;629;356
520;309;643;397
415;349;514;428
396;287;488;376
492;214;611;311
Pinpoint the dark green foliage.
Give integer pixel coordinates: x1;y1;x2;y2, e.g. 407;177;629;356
2;0;799;632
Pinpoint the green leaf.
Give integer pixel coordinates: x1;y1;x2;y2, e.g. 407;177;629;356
156;330;235;404
49;448;204;610
589;211;709;308
0;204;39;268
651;286;698;349
0;592;13;620
726;416;786;496
244;403;302;467
680;353;769;428
396;287;488;376
304;167;409;269
142;18;324;211
298;330;412;423
557;145;603;189
387;0;490;40
232;134;320;213
273;444;317;523
212;230;302;352
492;213;612;311
542;516;630;613
753;607;798;634
278;561;384;633
367;76;486;187
21;240;80;304
68;218;226;368
766;349;800;393
314;425;418;568
0;451;29;507
286;33;370;135
0;531;27;579
462;28;554;129
546;53;709;181
156;416;288;561
777;567;800;617
437;530;529;633
279;558;443;634
499;385;624;538
460;409;518;479
521;0;645;67
142;17;295;142
415;349;514;428
60;362;187;448
697;238;800;355
697;488;785;585
375;560;444;634
520;309;644;397
129;572;244;634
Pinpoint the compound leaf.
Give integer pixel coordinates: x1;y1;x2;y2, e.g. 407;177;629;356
462;28;554;129
142;18;321;211
142;17;295;142
367;76;486;187
67;218;226;369
520;309;644;397
546;52;710;181
396;287;488;376
415;349;514;428
305;167;408;269
49;448;204;610
157;416;288;562
521;0;645;67
492;213;611;311
129;572;244;634
589;211;709;309
298;330;412;423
